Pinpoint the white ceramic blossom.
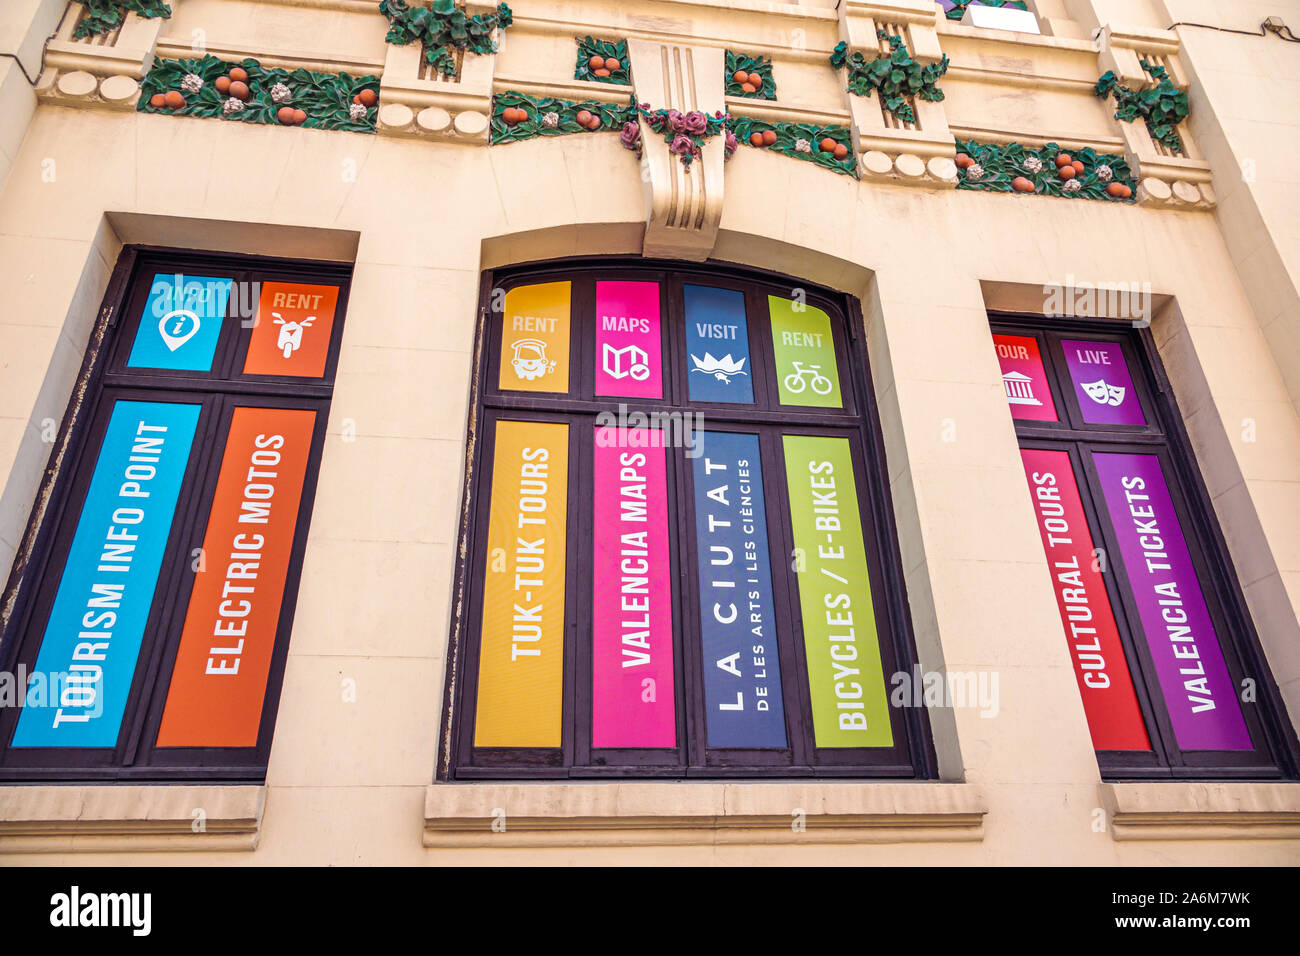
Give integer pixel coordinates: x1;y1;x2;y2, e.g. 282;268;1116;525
223;97;244;114
181;73;203;94
271;83;292;104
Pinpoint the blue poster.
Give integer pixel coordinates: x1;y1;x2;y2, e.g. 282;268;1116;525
685;285;753;404
127;273;233;372
13;400;200;747
691;431;786;747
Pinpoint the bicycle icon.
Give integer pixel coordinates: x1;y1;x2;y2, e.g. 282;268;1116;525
784;361;833;395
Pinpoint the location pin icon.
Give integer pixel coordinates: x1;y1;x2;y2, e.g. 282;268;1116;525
158;309;201;352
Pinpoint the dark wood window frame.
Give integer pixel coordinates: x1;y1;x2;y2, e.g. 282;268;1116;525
439;257;938;781
994;312;1299;781
0;245;352;783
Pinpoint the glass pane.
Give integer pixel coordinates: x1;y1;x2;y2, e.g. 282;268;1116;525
595;280;662;399
993;333;1058;421
499;281;571;394
242;282;339;378
685;285;754;404
128;273;232;372
691;431;786;748
770;296;843;409
1061;339;1146;426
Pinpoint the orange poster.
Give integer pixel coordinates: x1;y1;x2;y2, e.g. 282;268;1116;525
243;281;338;378
498;282;571;394
157;406;316;747
474;420;568;747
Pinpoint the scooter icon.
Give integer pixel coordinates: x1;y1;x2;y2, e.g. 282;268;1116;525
273;312;315;359
784;361;833;395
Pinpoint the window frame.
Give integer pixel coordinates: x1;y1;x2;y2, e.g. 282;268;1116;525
993;311;1299;781
0;245;352;783
440;257;938;781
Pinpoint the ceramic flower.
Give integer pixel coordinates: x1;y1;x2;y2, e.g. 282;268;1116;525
1096;164;1113;182
271;83;292;104
1063;177;1082;192
1023;155;1043;173
222;97;245;114
795;138;812;154
965;162;983;180
620;121;641;149
181;73;203;94
542;111;559;128
682;111;709;135
349;102;367;120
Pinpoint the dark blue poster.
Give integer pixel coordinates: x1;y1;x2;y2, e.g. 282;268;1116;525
692;431;786;748
685;285;753;404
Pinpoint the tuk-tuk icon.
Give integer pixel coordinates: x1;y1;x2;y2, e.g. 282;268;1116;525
510;338;556;381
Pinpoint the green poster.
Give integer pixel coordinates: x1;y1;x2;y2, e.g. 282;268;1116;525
769;296;842;408
782;435;893;748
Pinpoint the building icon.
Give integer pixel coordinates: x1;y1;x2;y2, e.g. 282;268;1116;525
1002;370;1042;406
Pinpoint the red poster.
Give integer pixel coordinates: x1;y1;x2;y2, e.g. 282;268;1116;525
1020;449;1150;750
157;406;316;747
994;334;1057;422
243;282;338;378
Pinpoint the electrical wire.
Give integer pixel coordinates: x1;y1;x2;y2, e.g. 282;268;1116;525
1165;20;1300;42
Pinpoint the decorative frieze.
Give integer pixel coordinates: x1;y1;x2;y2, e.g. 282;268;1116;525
728;117;859;178
724;52;775;101
574;37;630;85
138;56;379;132
954;139;1136;201
490;91;635;144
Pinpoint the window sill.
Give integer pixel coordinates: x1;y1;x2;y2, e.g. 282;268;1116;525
424;782;986;848
0;785;265;853
1100;783;1300;841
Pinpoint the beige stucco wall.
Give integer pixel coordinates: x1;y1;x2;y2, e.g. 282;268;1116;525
0;0;1297;864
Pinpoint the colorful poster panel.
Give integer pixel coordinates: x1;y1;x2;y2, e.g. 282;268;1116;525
769;296;842;409
692;432;786;748
782;435;892;747
685;286;754;404
127;274;233;372
1094;452;1251;750
156;406;316;747
474;420;569;748
1019;449;1149;750
242;282;339;379
13;400;200;747
499;282;571;394
1061;339;1146;426
591;427;675;748
595;281;662;399
993;333;1058;422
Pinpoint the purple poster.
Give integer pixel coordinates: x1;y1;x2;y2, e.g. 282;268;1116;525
1061;339;1145;426
1094;452;1251;750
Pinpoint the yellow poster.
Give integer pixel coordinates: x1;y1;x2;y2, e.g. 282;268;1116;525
499;282;571;394
474;420;569;747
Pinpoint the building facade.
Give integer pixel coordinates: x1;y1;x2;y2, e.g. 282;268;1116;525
0;0;1298;863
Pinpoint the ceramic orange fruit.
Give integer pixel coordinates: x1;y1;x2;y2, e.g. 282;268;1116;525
747;73;761;88
588;55;604;70
749;132;765;146
1058;165;1076;180
833;144;848;160
1012;176;1035;192
741;82;756;93
761;129;777;146
149;93;166;108
594;68;611;77
1071;160;1084;175
229;67;248;83
733;70;748;83
292;108;306;125
228;81;250;101
604;58;621;72
163;90;185;109
359;89;377;107
819;137;837;153
278;106;295;124
576;110;593;126
1055;152;1071;167
215;76;231;94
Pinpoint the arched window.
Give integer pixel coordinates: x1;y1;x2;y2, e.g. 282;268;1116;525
441;259;935;778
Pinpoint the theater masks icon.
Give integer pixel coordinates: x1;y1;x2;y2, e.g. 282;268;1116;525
1081;378;1125;407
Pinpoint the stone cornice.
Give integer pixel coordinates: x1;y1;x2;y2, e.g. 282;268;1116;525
0;785;265;853
425;782;987;847
1100;783;1300;841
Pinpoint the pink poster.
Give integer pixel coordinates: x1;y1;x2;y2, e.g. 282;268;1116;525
592;426;676;748
595;280;662;399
